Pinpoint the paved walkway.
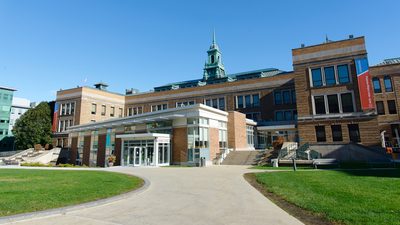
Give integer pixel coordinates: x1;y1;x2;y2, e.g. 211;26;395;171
5;166;303;225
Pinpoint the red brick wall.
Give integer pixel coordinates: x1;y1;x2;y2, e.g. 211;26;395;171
209;128;219;161
70;137;78;164
172;127;187;163
97;134;106;167
82;135;91;166
227;111;248;150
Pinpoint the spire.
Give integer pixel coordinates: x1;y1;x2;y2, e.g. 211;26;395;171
210;30;219;50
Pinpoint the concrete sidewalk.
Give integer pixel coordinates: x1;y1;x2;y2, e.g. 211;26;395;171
3;166;303;225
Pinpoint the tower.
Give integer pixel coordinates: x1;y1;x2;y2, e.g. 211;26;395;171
203;31;226;80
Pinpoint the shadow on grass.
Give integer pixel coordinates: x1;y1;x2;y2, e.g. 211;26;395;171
337;168;400;178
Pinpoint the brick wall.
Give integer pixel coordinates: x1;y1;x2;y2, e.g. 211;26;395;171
97;134;106;167
82;135;91;166
172;127;187;164
227;111;248;150
209;128;219;161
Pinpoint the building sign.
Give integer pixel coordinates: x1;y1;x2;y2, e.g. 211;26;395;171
52;103;59;132
355;58;375;110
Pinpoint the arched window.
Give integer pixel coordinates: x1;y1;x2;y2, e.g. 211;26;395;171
211;55;215;63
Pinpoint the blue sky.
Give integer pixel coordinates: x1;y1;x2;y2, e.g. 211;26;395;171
1;0;399;102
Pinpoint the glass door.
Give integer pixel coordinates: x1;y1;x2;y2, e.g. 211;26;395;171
128;147;135;165
134;147;141;166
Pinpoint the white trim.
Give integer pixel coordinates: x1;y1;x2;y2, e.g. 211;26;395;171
257;124;296;131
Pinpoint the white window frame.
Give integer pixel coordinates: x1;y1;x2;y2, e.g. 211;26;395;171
311;90;356;115
151;103;168;112
176;100;195;108
235;93;260;109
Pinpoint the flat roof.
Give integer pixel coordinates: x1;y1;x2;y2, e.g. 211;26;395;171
0;86;16;91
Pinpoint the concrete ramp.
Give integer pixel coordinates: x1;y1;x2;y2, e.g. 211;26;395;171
310;144;391;162
221;151;261;165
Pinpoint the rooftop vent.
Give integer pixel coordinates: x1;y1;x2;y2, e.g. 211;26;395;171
301;43;305;48
349;34;354;39
94;82;108;90
125;88;139;95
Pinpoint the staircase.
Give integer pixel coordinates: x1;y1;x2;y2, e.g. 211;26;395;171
1;148;62;165
221;150;261;165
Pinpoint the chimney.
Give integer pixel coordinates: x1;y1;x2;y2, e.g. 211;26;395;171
301;43;305;48
349;34;354;39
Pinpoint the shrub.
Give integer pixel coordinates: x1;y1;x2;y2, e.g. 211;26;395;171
20;162;51;167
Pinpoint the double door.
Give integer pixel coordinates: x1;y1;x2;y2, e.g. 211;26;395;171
128;146;154;166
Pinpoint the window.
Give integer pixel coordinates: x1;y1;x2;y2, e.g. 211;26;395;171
151;104;168;112
311;68;323;87
236;96;243;108
274;92;282;105
275;111;284;121
282;91;291;104
348;124;361;142
252;94;260;107
324;66;336;85
66;103;70;115
110;107;115;117
291;90;296;104
331;125;343;142
91;103;97;115
71;102;75;115
61;104;65;115
341;93;354;113
388;100;397;114
372;77;381;93
246;112;261;122
337;65;350;84
314;96;326;114
119;108;123;117
128;106;143;116
384;76;393;92
315;126;326;142
246;125;254;147
218;98;225;110
245;95;251;108
284;111;292;120
176;101;195;108
327;94;340;113
376;101;385;115
101;105;106;116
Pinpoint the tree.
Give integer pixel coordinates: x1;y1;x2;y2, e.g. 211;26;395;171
12;102;52;150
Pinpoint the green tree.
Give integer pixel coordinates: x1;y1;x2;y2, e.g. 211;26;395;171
12;102;52;150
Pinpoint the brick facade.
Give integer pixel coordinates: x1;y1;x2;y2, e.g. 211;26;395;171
172;127;187;164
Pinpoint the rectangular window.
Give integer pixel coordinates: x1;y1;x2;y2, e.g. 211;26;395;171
337;65;350;84
71;102;75;115
252;94;260;107
348;124;361;142
66;103;70;115
110;107;115;117
324;66;336;85
291;90;296;104
311;68;323;87
128;108;133;116
372;77;381;93
314;96;326;114
315;126;326;142
327;94;340;113
376;101;385;115
245;95;251;108
331;125;343;142
205;99;211;106
237;96;244;108
388;100;397;114
101;105;106;116
275;111;284;121
212;98;218;108
384;76;393;92
282;91;291;104
218;98;225;110
274;92;282;105
151;104;168;112
91;104;97;115
61;104;65;115
284;111;292;121
341;93;354;113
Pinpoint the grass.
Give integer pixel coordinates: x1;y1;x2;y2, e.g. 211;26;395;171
0;169;143;217
254;169;400;225
250;165;313;170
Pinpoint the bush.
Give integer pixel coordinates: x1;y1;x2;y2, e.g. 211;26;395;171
20;162;51;167
57;163;75;167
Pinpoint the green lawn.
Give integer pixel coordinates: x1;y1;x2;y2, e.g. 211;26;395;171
0;169;143;217
255;169;400;225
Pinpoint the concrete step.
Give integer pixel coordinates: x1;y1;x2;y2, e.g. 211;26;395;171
221;151;261;165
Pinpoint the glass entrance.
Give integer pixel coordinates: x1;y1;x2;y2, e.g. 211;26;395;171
121;134;171;166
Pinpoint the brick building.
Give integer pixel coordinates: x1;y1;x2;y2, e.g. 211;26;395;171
53;34;399;167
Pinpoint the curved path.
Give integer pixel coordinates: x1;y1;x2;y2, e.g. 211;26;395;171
5;166;303;225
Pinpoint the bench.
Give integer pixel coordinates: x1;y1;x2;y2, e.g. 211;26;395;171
312;158;338;169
